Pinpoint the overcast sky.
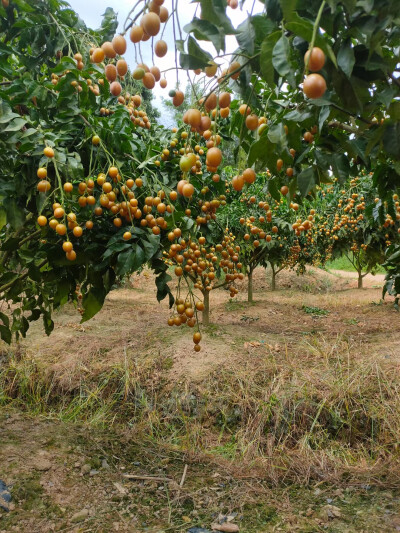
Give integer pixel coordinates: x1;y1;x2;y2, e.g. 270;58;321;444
66;0;263;121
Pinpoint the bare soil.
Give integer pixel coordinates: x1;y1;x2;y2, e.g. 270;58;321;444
1;267;399;532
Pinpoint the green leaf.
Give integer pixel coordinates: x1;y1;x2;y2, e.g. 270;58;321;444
0;207;6;231
5;199;25;230
383;123;400;159
260;32;281;87
337;40;355;78
267;123;287;151
272;35;291;77
180;36;213;70
116;244;145;276
0;311;10;328
199;0;237;34
297;167;315;196
143;235;160;260
265;0;283;21
279;0;297;21
81;286;106;323
3;117;27;132
236;18;255;55
183;18;224;53
268;178;281;201
319;106;330;131
251;16;276;43
331;153;351;182
0;325;11;344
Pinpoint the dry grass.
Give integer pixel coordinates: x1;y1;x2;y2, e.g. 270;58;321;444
1;267;399;490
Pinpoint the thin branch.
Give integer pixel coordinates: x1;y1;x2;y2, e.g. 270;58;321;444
0;258;48;294
328;120;360;134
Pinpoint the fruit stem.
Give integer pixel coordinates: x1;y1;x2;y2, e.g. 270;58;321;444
305;0;326;75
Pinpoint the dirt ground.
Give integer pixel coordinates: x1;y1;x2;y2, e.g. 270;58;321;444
13;266;397;383
1;266;400;532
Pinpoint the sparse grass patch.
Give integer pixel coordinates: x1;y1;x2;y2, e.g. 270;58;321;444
302;305;330;316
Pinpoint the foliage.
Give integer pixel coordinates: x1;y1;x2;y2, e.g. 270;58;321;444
2;0;400;344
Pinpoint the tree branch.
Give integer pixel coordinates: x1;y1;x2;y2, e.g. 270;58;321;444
0;258;48;294
328;120;360;134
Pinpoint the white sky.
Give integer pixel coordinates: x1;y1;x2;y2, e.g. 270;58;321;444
67;0;263;120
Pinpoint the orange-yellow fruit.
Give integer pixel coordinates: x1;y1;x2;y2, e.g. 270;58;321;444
150;66;161;81
105;64;117;82
206;147;222;168
187;108;202;128
204;92;217;111
62;241;73;253
242;168;256;184
141;12;161;36
177;179;188;194
228;61;241;80
130;25;144;43
245;114;258;130
37;180;51;192
304;47;326;72
112;35;127;55
92;47;105;63
73;226;83;237
142;72;156;89
205;61;218;77
239;104;251;115
56;223;67;235
303;73;327;99
116;59;128;77
173;90;184;107
43;146;54;158
182;183;195;198
219;92;231;108
110;81;122;96
37;215;47;227
101;41;116;59
155;40;168;57
37;167;47;179
232;175;244;191
66;250;76;261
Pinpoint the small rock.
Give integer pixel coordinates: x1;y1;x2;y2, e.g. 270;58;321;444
320;504;341;520
211;524;239;532
81;464;91;475
89;470;99;476
33;458;52;472
71;509;89;523
101;459;110;469
333;489;344;498
188;529;213;533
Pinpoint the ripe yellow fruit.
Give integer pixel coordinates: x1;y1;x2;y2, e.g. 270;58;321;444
43;146;54;158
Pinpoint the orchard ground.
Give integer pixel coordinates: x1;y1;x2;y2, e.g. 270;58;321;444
1;267;400;533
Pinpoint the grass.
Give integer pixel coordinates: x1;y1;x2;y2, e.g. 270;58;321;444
326;255;386;274
1;332;400;488
302;305;330;316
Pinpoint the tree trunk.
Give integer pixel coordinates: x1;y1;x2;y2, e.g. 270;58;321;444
271;265;276;291
202;289;210;325
357;270;363;289
248;268;253;303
